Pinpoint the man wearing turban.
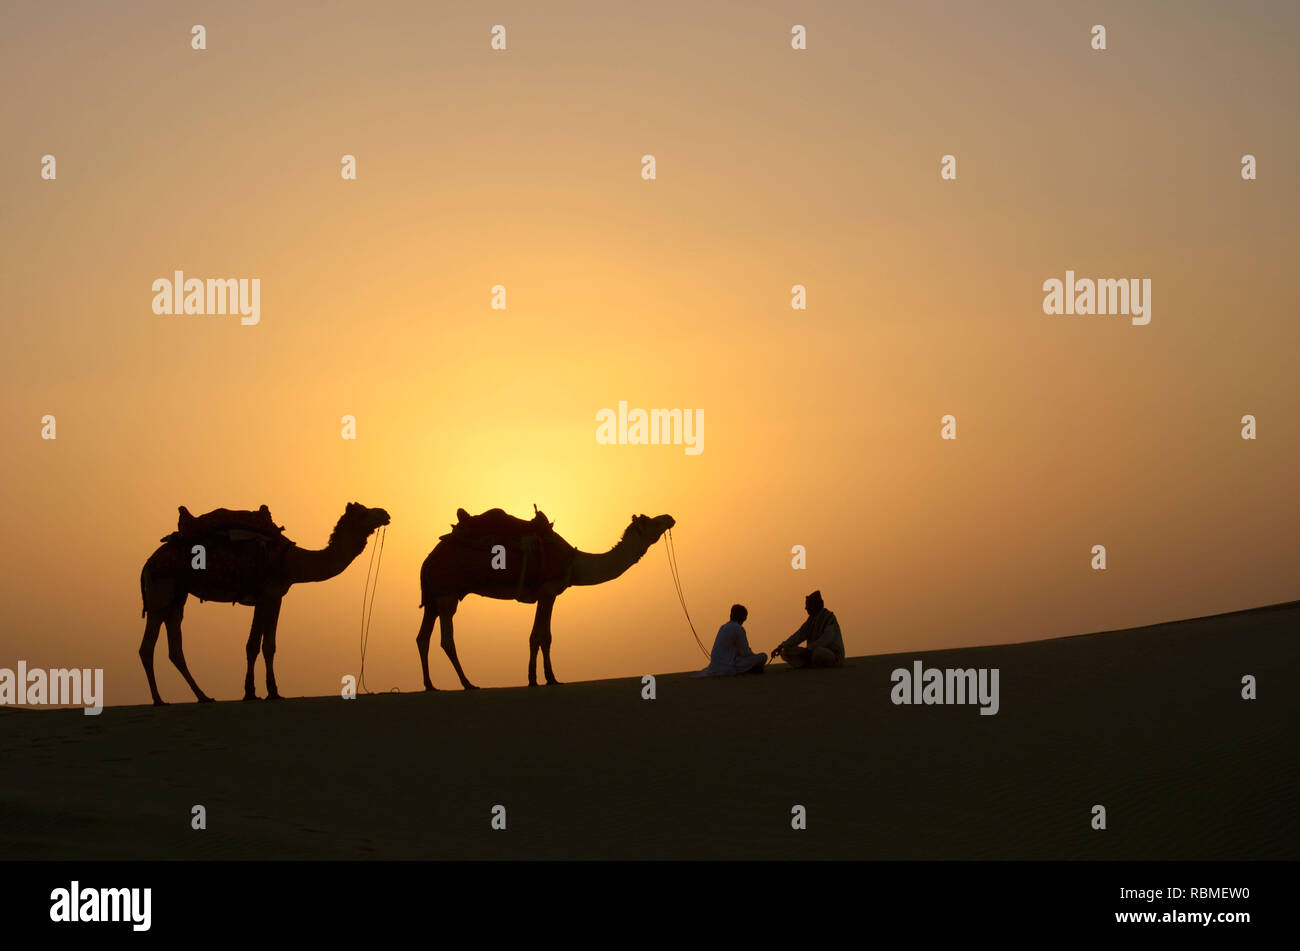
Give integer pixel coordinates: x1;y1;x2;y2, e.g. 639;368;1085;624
772;590;844;668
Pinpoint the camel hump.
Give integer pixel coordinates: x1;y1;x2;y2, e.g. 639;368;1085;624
442;506;555;543
174;504;286;540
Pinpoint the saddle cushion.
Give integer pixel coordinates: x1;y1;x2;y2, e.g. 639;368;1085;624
164;505;286;542
443;506;553;542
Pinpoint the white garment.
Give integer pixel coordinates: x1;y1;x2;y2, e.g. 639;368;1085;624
693;621;766;677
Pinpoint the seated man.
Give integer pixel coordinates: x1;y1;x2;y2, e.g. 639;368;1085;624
772;590;844;668
692;604;767;677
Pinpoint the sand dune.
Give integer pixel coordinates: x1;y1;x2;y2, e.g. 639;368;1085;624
2;602;1296;860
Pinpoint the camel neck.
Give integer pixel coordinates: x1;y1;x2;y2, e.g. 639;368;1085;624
284;534;367;584
568;533;649;587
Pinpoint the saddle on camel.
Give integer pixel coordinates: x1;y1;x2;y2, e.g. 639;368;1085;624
165;504;287;543
441;505;576;598
163;505;293;605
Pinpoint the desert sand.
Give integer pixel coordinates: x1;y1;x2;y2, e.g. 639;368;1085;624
1;602;1296;860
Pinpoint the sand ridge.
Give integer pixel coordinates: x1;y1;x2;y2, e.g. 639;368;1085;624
1;603;1296;860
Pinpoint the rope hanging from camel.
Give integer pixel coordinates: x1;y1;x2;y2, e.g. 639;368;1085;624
665;528;711;660
358;525;396;694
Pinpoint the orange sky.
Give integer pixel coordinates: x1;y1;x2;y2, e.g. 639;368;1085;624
1;0;1297;707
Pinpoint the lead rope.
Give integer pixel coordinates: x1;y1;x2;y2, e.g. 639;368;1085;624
358;525;397;694
665;528;710;660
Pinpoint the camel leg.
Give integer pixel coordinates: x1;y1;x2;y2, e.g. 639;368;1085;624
537;596;561;685
527;606;541;686
243;613;262;701
438;596;478;690
260;597;284;700
164;602;213;703
528;595;557;686
139;613;166;706
416;606;439;691
242;599;282;700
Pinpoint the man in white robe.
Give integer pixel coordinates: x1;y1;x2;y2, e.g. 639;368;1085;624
693;604;767;677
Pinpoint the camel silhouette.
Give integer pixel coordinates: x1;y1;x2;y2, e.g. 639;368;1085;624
417;508;675;689
139;502;390;705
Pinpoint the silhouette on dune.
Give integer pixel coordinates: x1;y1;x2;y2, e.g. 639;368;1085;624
417;507;675;689
139;502;390;705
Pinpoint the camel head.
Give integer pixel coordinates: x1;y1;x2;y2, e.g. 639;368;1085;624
333;502;391;544
627;513;675;550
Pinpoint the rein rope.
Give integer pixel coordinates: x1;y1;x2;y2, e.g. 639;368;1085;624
358;525;397;694
665;528;710;660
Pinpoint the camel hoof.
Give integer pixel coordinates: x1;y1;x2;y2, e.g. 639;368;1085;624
528;681;539;687
545;679;564;686
267;692;283;701
463;684;480;691
423;684;439;693
242;694;261;702
152;699;168;707
197;695;215;704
